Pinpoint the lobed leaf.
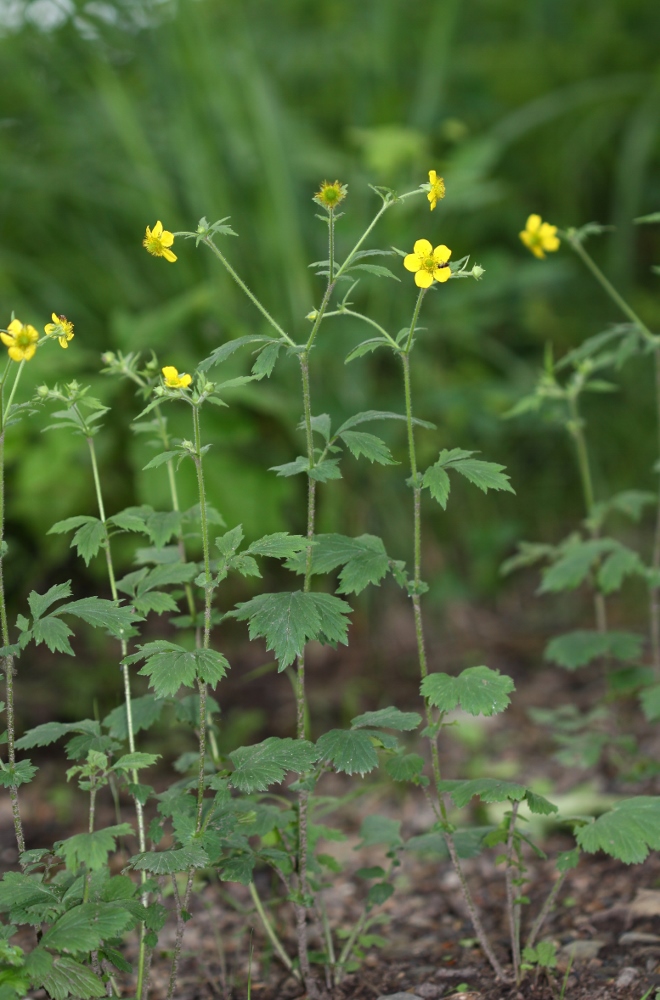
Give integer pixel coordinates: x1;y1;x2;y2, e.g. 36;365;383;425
56;824;134;871
640;683;660;722
421;666;515;716
544;630;644;670
42;902;134;954
315;729;379;775
39;956;106;1000
130;844;209;874
439;779;557;814
246;533;310;559
539;538;616;593
351;707;422;731
0;760;37;788
103;696;164;740
340;430;396;465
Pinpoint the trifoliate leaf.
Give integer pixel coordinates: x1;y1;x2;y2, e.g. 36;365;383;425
48;519;106;565
52;598;140;638
0;759;37;788
230;591;351;669
340;431;396;465
198;335;273;373
102;696;164;740
438;779;557;814
31;617;74;655
308;459;342;482
544;630;644;670
129;844;209;874
229;737;318;793
16;720;98;751
335;409;435;434
269;455;309;477
42;902;134;953
56;824;134;871
315;729;379;775
308;413;332;441
576;797;660;864
428;448;515;496
195;648;230;687
385;754;425;782
421;666;515;716
351;707;422;731
126;641;227;696
39;956;106;1000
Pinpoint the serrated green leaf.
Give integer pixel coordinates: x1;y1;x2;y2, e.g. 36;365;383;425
48;516;97;535
0;872;60;913
576;797;660;864
134;593;178;615
438;778;527;807
108;510;150;534
340;431;396;465
195;648;230;687
102;696;164;740
421;666;515;716
53;598;140;638
251;342;281;378
27;582;73;620
48;518;106;565
112;753;160;772
422;465;450;508
544;630;644;669
198;335;272;373
385;754;425;782
126;641;197;696
367;882;395;905
351;707;422;731
556;848;580;872
16;720;98;751
539;538;615;593
286;533;390;595
357;815;401;849
142;450;181;471
56;824;134;871
245;533;309;559
31;617;74;654
309;458;342;482
42;902;134;953
346;262;400;280
0;760;37;788
335;409;435;434
500;541;556;576
229;737;318;793
315;729;378;775
130;844;209;874
220;854;256;885
597;545;645;593
39;956;106;1000
345;338;390;362
640;683;660;722
445;455;515;495
231;591;351;669
269;455;309;477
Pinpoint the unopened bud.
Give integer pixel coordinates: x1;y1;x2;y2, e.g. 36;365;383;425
472;264;485;280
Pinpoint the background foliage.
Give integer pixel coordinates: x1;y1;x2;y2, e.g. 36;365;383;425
1;0;660;667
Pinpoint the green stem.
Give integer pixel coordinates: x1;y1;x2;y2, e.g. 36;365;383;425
651;349;660;676
323;308;399;347
399;302;507;982
201;239;295;347
504;801;522;984
248;882;300;981
566;235;656;343
192;405;211;833
328;208;335;284
525;871;567;952
2;360;26;428
0;431;25;859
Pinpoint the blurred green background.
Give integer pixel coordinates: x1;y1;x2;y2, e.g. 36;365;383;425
1;0;660;729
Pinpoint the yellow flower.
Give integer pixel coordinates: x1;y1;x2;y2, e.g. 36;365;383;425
44;312;74;349
162;366;192;389
143;221;177;262
403;239;452;288
313;180;347;210
427;170;446;211
1;319;39;362
519;214;560;259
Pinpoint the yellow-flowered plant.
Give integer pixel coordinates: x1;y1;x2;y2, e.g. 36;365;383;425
44;312;74;349
162;365;192;388
519;214;560;259
403;239;452;287
313;179;347;210
143;220;177;262
427;169;446;211
1;318;39;361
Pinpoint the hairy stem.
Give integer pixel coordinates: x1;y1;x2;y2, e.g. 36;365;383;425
525;871;567;952
248;882;300;980
192;405;212;832
651;348;660;675
504;802;522;983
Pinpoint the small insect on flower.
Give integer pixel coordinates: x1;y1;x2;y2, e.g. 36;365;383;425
1;318;39;361
313;180;348;210
427;170;446;211
143;221;177;262
519;214;560;259
162;366;192;389
403;239;452;288
44;313;74;349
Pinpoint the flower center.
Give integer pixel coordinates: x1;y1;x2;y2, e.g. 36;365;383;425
424;256;436;270
17;331;32;348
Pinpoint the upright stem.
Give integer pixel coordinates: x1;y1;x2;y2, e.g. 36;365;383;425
651;348;660;675
0;430;25;858
504;801;522;983
400;320;506;982
192;405;211;833
566;397;608;635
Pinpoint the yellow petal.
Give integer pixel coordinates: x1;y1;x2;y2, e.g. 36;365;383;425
51;312;59;324
519;230;531;247
433;244;451;264
429;169;437;185
23;345;36;360
160;230;174;247
433;267;451;283
8;346;23;361
180;374;192;387
59;337;69;349
153;221;163;237
162;247;177;263
413;238;433;256
25;325;38;342
403;254;421;272
415;270;433;288
7;319;22;335
531;245;545;259
44;324;55;335
525;214;542;234
0;332;13;347
162;366;178;380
